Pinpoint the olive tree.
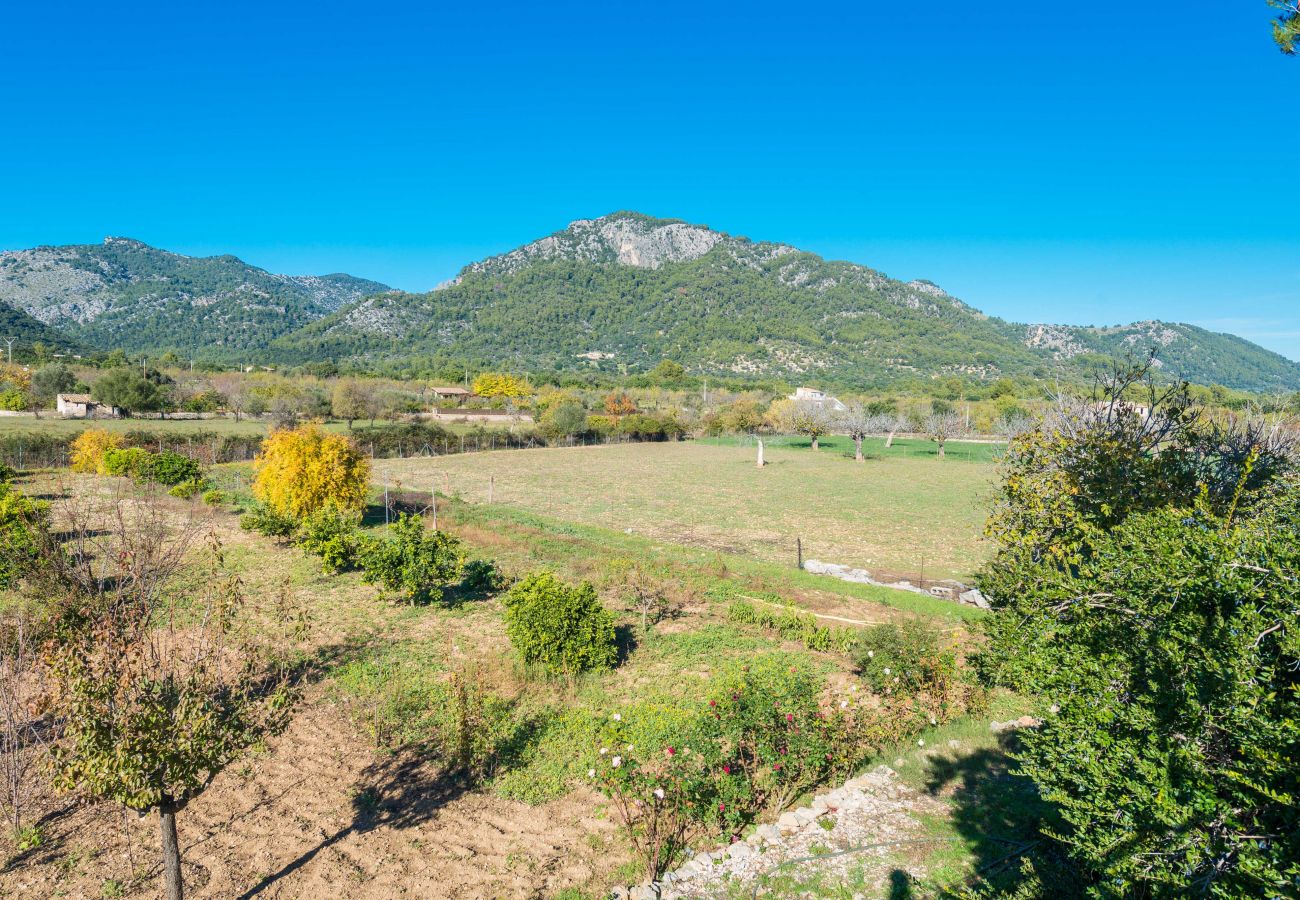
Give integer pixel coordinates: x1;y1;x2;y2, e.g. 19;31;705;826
769;398;833;450
837;403;877;461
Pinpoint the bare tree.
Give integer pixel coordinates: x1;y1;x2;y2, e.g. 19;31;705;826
924;411;966;459
837;404;876;461
770;398;833;450
883;412;911;448
0;603;50;840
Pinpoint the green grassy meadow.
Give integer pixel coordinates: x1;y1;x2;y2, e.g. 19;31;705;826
377;439;998;582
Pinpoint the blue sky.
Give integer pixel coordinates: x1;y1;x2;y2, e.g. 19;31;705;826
2;1;1297;359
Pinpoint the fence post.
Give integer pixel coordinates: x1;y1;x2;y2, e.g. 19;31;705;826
431;489;437;530
488;475;494;504
796;536;803;570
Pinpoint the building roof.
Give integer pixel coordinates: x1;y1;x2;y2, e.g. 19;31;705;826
58;393;94;404
431;386;472;395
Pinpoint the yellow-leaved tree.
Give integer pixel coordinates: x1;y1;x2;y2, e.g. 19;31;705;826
472;372;532;399
70;428;124;474
252;424;371;519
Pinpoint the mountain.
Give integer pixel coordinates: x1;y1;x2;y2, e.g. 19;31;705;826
0;238;389;354
273;212;1300;392
0;300;83;351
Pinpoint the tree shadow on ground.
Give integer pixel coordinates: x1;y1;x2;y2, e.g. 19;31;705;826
235;750;471;898
922;730;1080;897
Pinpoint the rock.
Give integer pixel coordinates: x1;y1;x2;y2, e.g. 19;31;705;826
693;851;713;868
959;588;991;609
727;842;756;859
660;872;675;886
753;824;781;842
992;715;1041;734
777;811;802;829
610;888;630;900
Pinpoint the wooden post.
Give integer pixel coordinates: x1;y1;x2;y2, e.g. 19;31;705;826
756;438;765;468
384;480;390;527
796;536;803;570
488;475;494;504
431;489;437;530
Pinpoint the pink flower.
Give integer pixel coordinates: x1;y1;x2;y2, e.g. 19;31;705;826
718;802;726;812
722;764;731;774
785;713;794;722
708;700;716;708
774;763;782;771
665;746;675;756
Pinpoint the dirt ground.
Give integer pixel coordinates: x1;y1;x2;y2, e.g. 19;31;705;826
3;694;617;900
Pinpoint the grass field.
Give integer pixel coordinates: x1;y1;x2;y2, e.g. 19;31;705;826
377;439;998;582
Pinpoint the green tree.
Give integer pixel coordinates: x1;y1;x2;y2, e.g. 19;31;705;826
30;363;77;408
649;359;686;382
539;399;587;441
331;379;373;429
47;522;300;900
92;368;165;414
1271;0;1300;52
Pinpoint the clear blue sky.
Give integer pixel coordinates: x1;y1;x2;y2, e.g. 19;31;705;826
2;1;1297;359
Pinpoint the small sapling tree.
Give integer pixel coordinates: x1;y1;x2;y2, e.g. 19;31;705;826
924;411;966;459
46;511;300;900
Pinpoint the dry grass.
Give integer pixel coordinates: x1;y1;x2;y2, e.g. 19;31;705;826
377;440;997;581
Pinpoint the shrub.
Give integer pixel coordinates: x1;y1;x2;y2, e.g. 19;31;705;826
252;424;371;520
167;479;204;500
727;598;856;652
144;450;202;487
296;507;364;574
503;572;617;676
101;447;153;479
70;429;123;474
239;504;299;543
201;489;225;506
851;621;954;695
357;514;465;605
0;462;15;483
0;482;48;588
460;558;504;593
591;657;894;879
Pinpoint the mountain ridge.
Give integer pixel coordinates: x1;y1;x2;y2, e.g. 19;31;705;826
2;215;1297;392
275;212;1300;392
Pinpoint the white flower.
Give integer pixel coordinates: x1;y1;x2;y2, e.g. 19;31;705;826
894;676;900;684
867;650;874;658
653;788;665;800
929;716;937;725
612;756;623;768
839;700;849;709
613;713;622;721
587;769;596;778
883;667;890;675
600;747;609;755
627;744;634;751
917;739;925;747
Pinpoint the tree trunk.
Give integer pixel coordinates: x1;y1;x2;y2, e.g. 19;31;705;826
854;435;863;461
159;803;183;900
937;441;946;459
811;436;819;451
885;430;896;448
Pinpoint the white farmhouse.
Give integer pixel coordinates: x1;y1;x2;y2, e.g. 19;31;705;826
788;386;847;413
57;393;121;419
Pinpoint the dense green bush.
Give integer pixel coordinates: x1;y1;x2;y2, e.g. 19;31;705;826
144;449;202;486
357;513;465;605
201;489;225;506
101;447;153;479
503;571;617;675
0;461;15;483
0;482;48;588
296;507;365;574
167;478;203;499
977;365;1300;895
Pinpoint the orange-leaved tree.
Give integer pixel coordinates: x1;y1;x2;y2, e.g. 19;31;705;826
252;424;370;520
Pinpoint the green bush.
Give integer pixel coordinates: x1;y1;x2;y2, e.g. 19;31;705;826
296;507;365;574
239;503;299;542
461;558;504;593
0;482;48;589
143;450;202;487
0;462;15;483
167;478;204;500
503;571;617;675
201;489;225;506
357;514;465;605
851;621;955;695
101;447;153;479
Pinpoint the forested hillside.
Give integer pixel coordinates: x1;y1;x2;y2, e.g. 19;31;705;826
0;237;388;354
273;212;1300;392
